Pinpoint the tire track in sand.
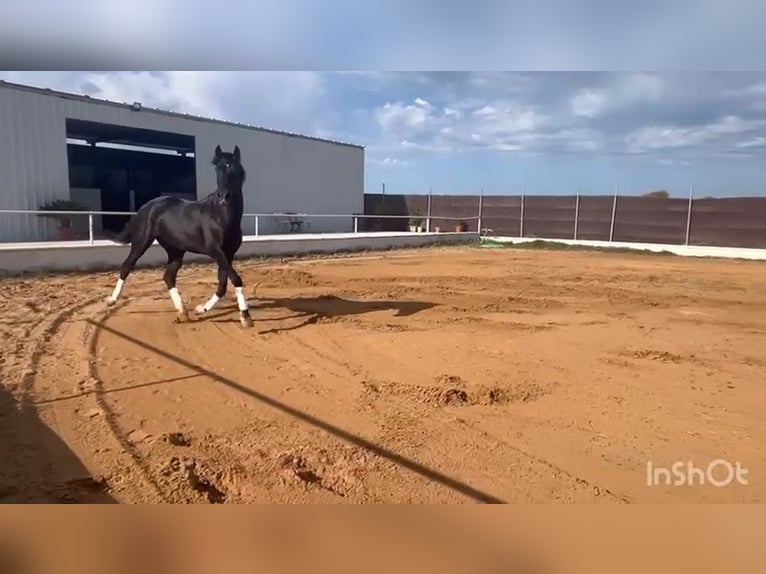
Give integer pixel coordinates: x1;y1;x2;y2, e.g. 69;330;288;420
28;296;169;503
1;294;106;502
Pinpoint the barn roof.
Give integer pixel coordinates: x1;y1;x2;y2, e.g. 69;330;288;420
0;79;365;150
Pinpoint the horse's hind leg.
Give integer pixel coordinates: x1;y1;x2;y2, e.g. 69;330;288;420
105;235;155;306
162;247;189;322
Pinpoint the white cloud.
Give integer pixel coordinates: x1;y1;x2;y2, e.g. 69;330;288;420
473;105;497;117
624;115;764;153
571;89;606;118
621;73;664;100
82;71;225;119
570;73;663;119
655;158;693;167
368;156;411;167
723;81;766;98
374;96;550;154
7;70;766;163
367;72;766;161
376;101;432;131
736;136;766;148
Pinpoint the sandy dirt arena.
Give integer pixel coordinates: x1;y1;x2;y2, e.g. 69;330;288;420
1;244;765;504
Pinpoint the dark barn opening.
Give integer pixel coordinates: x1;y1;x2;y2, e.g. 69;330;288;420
65;119;196;237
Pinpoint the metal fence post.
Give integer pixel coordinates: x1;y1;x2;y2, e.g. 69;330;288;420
477;188;484;235
573;189;580;240
609;188;618;242
353;215;358;234
254;214;259;236
519;188;525;237
88;212;94;245
426;187;432;233
684;183;694;246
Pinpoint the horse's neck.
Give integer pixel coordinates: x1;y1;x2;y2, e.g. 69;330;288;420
222;186;245;221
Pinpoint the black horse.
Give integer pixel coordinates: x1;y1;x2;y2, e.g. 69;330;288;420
105;144;253;328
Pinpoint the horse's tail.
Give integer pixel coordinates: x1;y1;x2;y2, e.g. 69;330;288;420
112;222;133;244
111;200;159;245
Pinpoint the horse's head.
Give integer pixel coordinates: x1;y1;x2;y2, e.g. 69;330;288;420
212;145;246;196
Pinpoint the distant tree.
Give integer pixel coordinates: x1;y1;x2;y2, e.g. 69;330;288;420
642;190;670;198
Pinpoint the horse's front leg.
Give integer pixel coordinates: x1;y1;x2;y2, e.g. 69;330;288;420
195;261;228;315
211;249;252;328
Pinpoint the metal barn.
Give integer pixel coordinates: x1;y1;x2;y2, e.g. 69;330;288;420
0;80;365;242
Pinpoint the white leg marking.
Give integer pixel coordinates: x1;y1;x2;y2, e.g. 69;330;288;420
235;286;249;311
195;293;221;314
169;287;184;312
236;286;253;327
106;278;124;305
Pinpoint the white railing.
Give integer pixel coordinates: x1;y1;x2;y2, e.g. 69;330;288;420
0;209;480;245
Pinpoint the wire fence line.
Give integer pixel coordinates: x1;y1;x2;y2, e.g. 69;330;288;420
363;189;766;249
0;209;480;245
4;186;765;248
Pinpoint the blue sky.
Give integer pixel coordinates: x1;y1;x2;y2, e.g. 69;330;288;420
3;71;766;197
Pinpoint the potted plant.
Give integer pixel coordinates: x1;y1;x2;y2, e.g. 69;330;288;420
455;219;468;232
409;212;424;233
37;198;89;241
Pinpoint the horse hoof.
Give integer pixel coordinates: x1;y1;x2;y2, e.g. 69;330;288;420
194;304;206;314
174;310;192;324
240;311;253;328
105;296;116;307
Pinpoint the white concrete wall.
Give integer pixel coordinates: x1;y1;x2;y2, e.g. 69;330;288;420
0;82;364;242
0;232;476;274
486;236;766;260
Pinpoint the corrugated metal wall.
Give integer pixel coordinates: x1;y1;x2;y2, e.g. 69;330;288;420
0;87;71;241
0;83;365;242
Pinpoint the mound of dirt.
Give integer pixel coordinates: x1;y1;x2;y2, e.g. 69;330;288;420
630;349;686;363
365;374;556;409
160;456;228;504
275;446;376;498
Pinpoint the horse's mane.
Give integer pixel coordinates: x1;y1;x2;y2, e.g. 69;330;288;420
200;190;221;204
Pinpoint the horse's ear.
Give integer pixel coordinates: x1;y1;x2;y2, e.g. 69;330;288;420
233;145;241;162
214;145;223;159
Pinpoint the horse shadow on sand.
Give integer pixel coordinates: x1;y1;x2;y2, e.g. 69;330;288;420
201;294;437;333
0;384;117;504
